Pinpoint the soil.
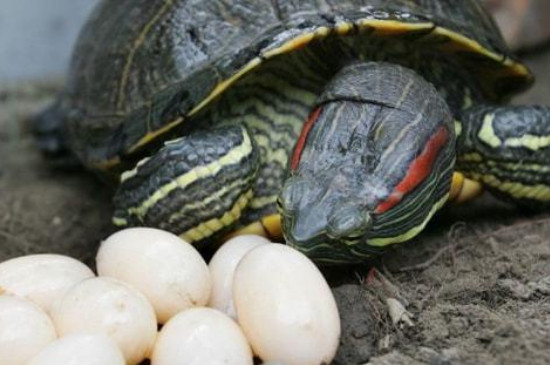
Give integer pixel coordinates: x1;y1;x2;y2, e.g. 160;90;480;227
1;51;549;365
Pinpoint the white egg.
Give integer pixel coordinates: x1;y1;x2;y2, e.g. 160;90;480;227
0;295;57;365
233;244;340;365
0;254;94;314
50;277;157;365
26;333;125;365
96;227;211;324
152;307;253;365
208;235;270;319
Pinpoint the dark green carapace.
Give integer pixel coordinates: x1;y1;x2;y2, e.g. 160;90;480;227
34;0;550;263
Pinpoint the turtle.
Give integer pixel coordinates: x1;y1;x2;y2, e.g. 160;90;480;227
33;0;550;264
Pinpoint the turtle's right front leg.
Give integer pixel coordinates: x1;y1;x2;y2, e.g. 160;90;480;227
457;105;550;206
112;124;260;245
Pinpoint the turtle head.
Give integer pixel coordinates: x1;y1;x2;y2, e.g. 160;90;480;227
279;62;455;263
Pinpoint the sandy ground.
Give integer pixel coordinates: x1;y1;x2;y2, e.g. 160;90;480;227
1;51;549;364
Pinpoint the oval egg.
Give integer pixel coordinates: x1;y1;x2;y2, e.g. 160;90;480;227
0;295;57;365
26;333;125;365
96;227;211;324
233;244;340;365
0;254;95;314
208;234;270;319
50;277;157;365
152;307;253;365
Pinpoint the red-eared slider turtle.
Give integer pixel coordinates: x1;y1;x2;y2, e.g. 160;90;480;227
34;0;550;263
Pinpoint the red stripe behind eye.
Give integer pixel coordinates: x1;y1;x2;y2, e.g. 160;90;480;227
290;107;322;171
375;126;450;214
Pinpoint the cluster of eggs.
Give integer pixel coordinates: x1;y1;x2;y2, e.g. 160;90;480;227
0;228;340;365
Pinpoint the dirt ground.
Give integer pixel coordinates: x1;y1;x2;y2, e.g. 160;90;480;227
1;51;549;364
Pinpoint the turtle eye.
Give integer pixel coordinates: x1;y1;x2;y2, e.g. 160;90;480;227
327;205;371;239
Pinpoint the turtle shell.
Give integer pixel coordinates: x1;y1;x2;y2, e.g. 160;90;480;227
59;0;532;170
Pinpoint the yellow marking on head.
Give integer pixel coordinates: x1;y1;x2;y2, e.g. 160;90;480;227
181;190;252;243
478;114;502;148
379;86;429;163
504;134;550;151
367;193;449;247
125;129;253;219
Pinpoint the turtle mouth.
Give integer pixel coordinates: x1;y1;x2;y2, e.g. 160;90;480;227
282;220;371;265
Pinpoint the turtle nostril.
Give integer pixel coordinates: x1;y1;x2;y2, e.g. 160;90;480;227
280;177;313;213
285;207;328;245
327;206;371;238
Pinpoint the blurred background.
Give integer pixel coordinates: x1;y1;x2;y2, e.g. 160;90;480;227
0;0;98;83
0;0;549;83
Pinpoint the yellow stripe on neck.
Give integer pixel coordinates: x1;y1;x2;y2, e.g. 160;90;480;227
125;129;253;220
367;193;449;247
181;190;253;243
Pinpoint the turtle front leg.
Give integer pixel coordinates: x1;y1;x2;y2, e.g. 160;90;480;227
112;124;260;245
457;105;550;206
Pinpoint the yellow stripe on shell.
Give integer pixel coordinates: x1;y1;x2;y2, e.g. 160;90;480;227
117;0;174;111
127;117;184;155
124;128;253;220
356;19;433;35
94;18;531;171
181;190;253;243
367;193;449;247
